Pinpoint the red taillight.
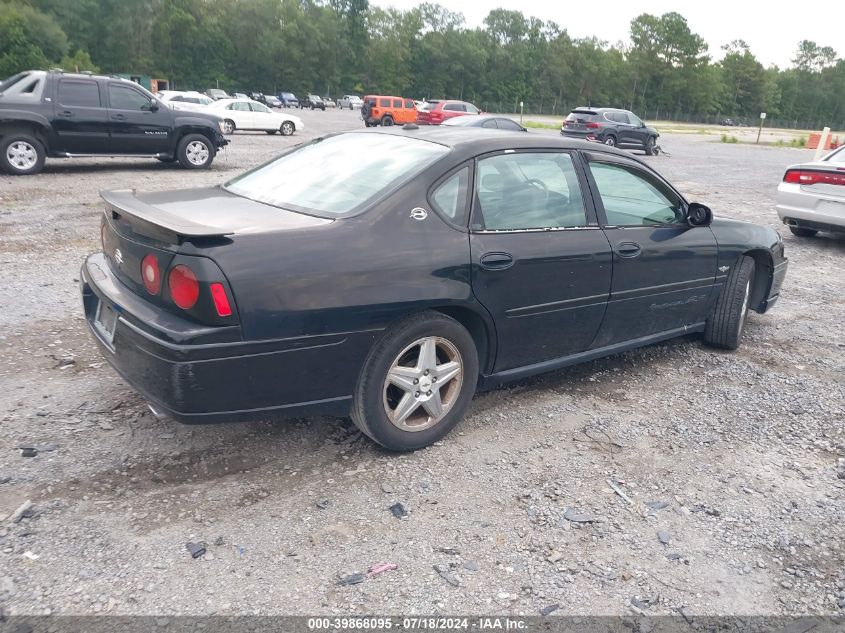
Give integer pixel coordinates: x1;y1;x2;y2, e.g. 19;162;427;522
586;122;600;129
168;265;199;310
209;282;232;317
141;254;161;295
784;169;845;186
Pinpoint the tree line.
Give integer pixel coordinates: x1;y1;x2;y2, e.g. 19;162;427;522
2;0;843;128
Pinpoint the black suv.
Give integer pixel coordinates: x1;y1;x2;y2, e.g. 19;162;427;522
561;107;659;155
0;70;228;175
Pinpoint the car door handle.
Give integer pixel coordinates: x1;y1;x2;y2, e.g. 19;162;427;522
616;242;642;258
57;110;74;118
480;252;514;270
111;114;127;121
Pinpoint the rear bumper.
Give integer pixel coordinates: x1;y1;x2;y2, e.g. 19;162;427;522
81;253;377;423
776;185;845;232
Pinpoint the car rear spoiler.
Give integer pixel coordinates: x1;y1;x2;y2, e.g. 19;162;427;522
101;189;233;243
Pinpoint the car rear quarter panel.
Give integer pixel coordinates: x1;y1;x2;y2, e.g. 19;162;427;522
205;175;474;342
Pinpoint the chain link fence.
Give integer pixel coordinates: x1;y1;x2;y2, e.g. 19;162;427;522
478;101;844;131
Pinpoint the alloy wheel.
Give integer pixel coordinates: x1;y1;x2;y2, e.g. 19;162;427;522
6;141;38;171
382;336;463;432
185;141;209;166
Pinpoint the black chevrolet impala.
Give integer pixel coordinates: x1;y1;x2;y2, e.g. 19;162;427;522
81;128;788;450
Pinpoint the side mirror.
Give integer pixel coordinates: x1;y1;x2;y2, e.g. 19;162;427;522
687;202;712;227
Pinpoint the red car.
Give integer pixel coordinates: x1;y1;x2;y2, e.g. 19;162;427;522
417;100;481;125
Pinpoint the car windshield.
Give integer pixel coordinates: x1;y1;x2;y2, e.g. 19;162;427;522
224;133;450;217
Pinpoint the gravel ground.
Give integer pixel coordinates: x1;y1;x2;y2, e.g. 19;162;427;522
1;108;844;618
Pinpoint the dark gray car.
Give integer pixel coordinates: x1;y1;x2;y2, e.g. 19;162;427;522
561;107;659;155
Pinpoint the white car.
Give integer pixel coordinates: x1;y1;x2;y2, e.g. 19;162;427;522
777;144;845;237
209;98;304;136
157;90;214;112
338;95;363;110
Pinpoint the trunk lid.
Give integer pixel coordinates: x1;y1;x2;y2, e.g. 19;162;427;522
100;187;332;324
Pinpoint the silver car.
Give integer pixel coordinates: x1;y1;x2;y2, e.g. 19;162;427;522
777;145;845;237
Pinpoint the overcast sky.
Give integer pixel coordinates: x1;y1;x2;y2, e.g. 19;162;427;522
375;0;841;68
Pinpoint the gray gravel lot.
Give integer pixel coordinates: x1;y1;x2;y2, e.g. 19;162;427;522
1;108;844;617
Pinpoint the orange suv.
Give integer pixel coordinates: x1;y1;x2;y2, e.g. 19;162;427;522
362;95;417;127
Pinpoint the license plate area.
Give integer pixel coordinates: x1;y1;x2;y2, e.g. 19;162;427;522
94;300;118;345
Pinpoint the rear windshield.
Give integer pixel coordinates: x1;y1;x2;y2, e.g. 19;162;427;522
566;111;598;121
823;146;845;164
223;133;450;217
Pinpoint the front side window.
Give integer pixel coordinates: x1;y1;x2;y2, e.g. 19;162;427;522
404;99;415;109
482;119;497;129
431;166;470;225
109;85;151;110
465;103;479;114
58;80;100;108
444;103;466;112
588;162;684;226
474;152;588;230
224;133;449;217
629;113;643;126
251;103;271;113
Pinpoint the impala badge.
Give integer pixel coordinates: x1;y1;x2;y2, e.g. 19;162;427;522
114;248;124;266
718;265;730;272
410;207;428;221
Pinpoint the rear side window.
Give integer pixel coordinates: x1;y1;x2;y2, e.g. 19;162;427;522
109;85;151;110
379;98;390;107
58;80;100;108
497;119;522;131
474;152;588;230
588;162;684;226
393;98;402;108
431;166;470;226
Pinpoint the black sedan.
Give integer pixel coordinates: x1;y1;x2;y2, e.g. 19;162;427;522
442;114;527;132
81;128;787;451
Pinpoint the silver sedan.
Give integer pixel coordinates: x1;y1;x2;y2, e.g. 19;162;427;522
777;145;845;237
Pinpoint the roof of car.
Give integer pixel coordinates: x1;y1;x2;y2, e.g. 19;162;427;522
365;125;630;154
572;107;629;113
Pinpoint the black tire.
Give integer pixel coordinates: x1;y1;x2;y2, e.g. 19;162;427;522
644;136;657;155
788;226;817;238
704;256;756;350
603;135;617;147
0;134;46;175
266;130;277;135
222;119;236;134
351;311;479;451
381;116;394;127
280;121;295;136
176;134;215;169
